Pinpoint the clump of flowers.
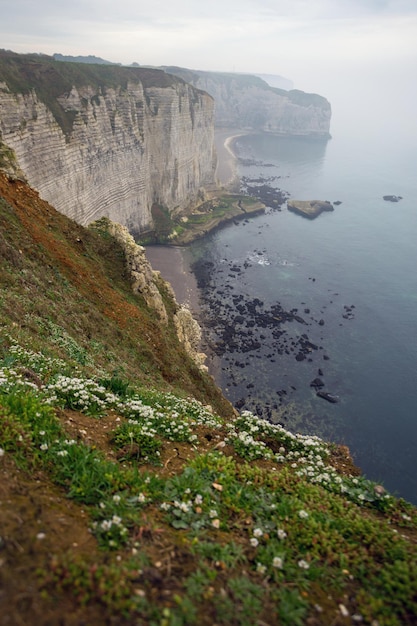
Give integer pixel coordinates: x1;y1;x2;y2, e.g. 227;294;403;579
92;514;129;549
45;376;120;416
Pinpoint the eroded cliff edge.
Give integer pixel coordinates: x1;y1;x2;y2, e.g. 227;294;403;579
0;51;216;234
164;67;331;137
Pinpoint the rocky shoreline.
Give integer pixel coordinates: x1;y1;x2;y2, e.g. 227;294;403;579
148;132;350;422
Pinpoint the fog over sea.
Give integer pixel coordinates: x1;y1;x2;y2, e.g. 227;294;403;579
147;77;417;504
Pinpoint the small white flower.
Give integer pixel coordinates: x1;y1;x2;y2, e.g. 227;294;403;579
253;528;263;538
40;443;48;451
277;529;287;540
272;556;283;569
137;493;146;503
298;559;310;569
298;510;309;519
256;563;267;574
39;431;46;436
250;537;259;547
0;448;5;457
212;519;220;529
36;532;46;540
113;495;121;504
100;520;112;531
209;509;218;518
194;494;203;505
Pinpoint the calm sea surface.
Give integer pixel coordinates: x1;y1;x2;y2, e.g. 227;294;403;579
184;128;417;504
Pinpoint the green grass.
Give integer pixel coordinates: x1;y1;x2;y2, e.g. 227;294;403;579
1;342;417;624
1;172;416;624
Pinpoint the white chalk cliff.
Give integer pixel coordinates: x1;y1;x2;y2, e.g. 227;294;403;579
0;53;216;234
164;68;331;137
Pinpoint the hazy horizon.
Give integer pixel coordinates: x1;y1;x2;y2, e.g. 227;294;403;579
1;1;417;146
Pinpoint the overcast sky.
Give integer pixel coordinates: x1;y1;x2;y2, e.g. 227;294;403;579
1;0;417;134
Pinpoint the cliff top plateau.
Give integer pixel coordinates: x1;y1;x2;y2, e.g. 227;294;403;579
0;50;194;137
1;170;417;625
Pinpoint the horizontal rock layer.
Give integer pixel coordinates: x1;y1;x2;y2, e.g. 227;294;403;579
0;54;216;233
165;67;331;137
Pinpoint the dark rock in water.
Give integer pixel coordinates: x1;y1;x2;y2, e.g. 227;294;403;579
235;398;245;409
318;368;324;376
318;319;325;326
293;315;307;325
316;391;339;403
310;377;325;388
383;195;403;202
333;200;342;205
287;199;334;219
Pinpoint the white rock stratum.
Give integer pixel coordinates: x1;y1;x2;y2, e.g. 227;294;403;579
164;68;331;137
0;58;216;235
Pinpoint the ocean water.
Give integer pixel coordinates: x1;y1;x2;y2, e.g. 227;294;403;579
185;128;417;504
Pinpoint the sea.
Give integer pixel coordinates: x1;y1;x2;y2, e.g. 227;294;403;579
179;117;417;505
145;86;417;504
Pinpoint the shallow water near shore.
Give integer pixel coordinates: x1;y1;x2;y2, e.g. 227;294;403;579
185;130;417;504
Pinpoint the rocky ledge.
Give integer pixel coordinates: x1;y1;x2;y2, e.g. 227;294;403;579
287;199;334;219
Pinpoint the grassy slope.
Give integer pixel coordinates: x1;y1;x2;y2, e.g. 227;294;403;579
0;172;417;626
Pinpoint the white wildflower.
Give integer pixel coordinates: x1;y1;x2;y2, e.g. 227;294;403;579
272;556;283;569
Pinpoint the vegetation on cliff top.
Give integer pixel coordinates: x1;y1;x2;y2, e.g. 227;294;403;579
1;171;417;625
0;50;188;137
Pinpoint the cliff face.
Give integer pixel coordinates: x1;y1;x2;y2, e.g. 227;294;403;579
165;68;331;137
0;53;216;234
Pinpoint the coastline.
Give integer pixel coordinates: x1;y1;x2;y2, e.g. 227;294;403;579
144;245;201;316
145;128;246;308
144;244;223;381
144;129;248;381
214;128;249;189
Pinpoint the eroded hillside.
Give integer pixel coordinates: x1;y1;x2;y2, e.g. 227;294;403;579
1;172;417;626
